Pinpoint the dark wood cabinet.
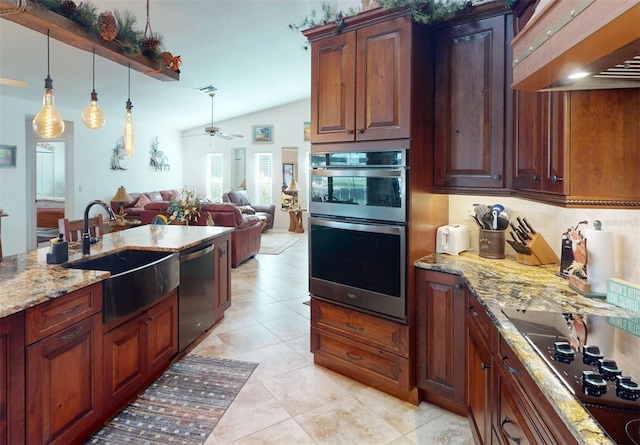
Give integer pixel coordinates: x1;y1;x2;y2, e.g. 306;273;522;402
25;283;103;445
513;88;640;207
415;269;466;415
466;291;493;445
214;233;231;324
310;298;416;404
103;290;178;412
309;15;412;143
434;14;512;191
0;312;25;445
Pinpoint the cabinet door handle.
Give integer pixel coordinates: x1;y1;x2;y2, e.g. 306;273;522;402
57;327;81;341
492;174;501;181
531;175;539;182
58;304;81;316
501;416;521;444
481;363;490;370
346;322;364;331
454;284;462;290
469;305;479;317
346;129;353;135
356;128;364;134
502;355;521;376
145;316;155;326
551;175;563;184
346;352;363;361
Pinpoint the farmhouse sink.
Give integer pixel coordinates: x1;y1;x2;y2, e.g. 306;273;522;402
64;249;180;323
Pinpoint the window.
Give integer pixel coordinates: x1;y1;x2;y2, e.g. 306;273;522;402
206;154;223;202
256;153;272;205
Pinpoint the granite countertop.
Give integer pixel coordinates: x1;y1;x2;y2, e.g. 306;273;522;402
415;252;634;445
0;225;233;318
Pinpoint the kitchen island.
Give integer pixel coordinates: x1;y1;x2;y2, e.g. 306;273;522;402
0;224;234;445
416;252;635;445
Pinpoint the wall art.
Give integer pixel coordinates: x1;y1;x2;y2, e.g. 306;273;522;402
0;145;16;167
252;125;273;144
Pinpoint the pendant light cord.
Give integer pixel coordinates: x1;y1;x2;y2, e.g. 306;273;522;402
127;64;131;100
46;29;50;78
92;49;96;91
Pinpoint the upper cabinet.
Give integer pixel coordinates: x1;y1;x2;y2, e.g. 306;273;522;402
434;14;512;191
308;15;413;143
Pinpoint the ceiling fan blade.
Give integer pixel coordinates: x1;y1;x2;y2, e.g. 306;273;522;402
217;133;233;140
0;77;27;88
226;133;244;138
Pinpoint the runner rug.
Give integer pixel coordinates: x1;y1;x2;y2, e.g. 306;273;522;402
85;355;257;445
258;230;303;255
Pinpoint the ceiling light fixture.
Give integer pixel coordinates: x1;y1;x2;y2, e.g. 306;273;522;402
568;71;590;80
81;49;106;129
32;29;65;139
124;64;134;156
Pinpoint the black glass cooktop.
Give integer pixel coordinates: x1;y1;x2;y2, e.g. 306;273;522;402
501;308;640;445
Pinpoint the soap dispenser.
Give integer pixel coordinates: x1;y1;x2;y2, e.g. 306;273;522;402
46;233;69;264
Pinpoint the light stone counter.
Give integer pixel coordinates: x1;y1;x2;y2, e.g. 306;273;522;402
415;252;635;445
0;224;233;318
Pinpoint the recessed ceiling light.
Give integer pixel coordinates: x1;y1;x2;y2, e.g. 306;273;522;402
568;71;590;80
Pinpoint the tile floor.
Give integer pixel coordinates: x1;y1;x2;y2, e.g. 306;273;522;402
193;230;475;445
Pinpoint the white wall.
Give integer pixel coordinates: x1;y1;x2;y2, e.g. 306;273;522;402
449;195;640;284
0;95;183;256
181;99;311;230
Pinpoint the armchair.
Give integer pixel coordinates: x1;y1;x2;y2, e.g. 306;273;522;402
223;190;275;231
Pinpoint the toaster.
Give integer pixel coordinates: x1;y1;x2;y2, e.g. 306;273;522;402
436;224;470;255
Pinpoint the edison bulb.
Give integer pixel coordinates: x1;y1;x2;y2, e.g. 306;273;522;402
81;91;106;129
32;87;64;139
124;99;134;156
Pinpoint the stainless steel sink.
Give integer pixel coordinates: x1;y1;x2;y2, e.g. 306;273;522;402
64;249;180;323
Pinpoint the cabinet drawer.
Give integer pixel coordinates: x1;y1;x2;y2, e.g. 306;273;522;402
26;283;102;344
495;374;538;445
311;327;411;391
311;299;409;357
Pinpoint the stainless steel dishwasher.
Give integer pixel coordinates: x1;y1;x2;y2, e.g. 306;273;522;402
178;241;216;351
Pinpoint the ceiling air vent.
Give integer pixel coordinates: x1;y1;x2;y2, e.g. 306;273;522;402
594;55;640;81
197;84;219;94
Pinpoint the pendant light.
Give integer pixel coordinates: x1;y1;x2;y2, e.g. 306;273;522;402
123;64;134;156
32;30;65;139
81;49;106;129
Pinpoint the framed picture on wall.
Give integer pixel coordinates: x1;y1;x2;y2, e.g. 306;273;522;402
0;145;16;167
283;163;294;187
252;125;273;144
303;122;311;141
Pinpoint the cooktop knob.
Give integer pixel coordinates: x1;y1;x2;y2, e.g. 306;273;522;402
597;359;622;380
553;341;575;363
583;345;604;366
583;371;607;396
616;376;640;401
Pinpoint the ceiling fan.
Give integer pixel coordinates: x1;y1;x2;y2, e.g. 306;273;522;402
193;93;244;140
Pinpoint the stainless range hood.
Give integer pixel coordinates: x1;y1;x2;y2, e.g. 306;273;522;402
511;0;640;91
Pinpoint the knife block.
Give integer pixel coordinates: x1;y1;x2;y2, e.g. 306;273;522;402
515;233;559;266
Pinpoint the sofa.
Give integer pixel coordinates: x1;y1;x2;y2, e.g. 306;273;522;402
139;201;263;268
110;189;179;220
223;190;275;232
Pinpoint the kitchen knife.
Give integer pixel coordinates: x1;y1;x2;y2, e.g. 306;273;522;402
510;223;528;242
516;217;531;239
507;240;525;254
522;217;536;234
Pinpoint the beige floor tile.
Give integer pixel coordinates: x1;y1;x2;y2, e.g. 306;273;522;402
347;385;449;434
209;381;291;445
262;313;310;341
190;333;238;359
247;301;300;323
285;335;314;362
294;396;402;445
217;324;282;354
389;436;419;445
230;418;316;445
236;342;309;381
404;411;474;445
261;364;351;417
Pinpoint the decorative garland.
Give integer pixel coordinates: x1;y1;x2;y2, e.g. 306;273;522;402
31;0;180;72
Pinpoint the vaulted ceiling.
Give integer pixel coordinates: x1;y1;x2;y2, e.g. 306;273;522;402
0;0;361;131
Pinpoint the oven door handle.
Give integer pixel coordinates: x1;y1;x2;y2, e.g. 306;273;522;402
310;216;405;235
311;169;404;178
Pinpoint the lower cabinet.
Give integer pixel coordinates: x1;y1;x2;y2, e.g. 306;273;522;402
415;269;466;415
310;298;417;404
0;312;25;445
103;290;178;413
25;283;103;445
214;233;231;324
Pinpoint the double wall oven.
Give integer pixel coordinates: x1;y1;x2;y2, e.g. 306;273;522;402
309;147;409;323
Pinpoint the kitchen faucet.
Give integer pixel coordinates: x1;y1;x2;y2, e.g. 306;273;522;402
83;200;116;255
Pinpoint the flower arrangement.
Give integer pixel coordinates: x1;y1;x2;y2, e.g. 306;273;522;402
167;189;202;224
